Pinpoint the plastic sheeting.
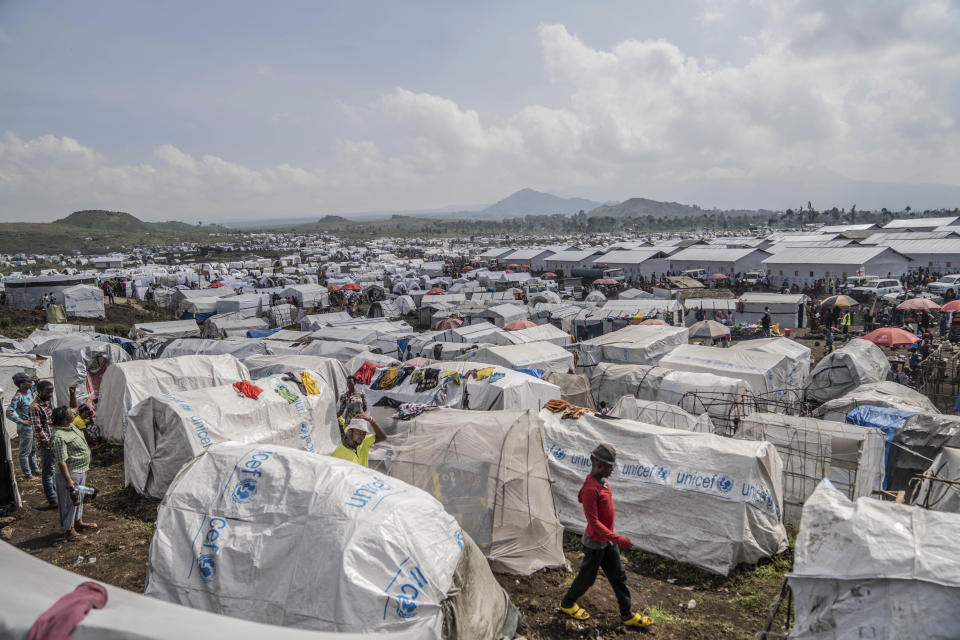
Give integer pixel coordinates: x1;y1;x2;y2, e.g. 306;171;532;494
384;409;565;575
129;320;202;340
659;344;798;399
541;372;595;410
243;354;348;399
61;284;105;318
469;342;574;374
0;541;378;640
736;413;887;525
572;325;689;370
610;396;715;433
813;381;940;422
889;413;960;491
806;338;891;403
31;336;132;407
204;313;270;338
915;447;960;513
160;338;297;360
591;362;752;425
145;443;466;637
788;479;960;639
730;337;811;391
540;410;787;575
97;354;250;444
124;371;337;498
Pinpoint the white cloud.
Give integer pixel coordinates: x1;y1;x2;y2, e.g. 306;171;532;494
2;1;959;221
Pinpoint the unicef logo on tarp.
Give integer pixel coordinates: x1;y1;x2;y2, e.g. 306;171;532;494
231;477;258;504
717;476;733;493
197;554;216;583
395;594;418;619
655;466;670;481
551;446;565;461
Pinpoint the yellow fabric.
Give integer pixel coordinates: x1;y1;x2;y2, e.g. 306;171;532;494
377;366;400;389
331;433;376;467
71;415;87;430
475;367;496;380
841;312;852;326
301;371;320;395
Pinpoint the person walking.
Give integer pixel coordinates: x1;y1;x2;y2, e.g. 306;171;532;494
50;406;98;541
761;307;772;337
29;380;58;507
5;373;39;479
841;309;851;335
559;443;653;629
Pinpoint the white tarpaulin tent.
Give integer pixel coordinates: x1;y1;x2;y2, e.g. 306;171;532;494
61;284;105;318
145;443;516;638
915;447;960;513
730;337;811;392
736;413;887;526
124;371;337;498
242;354;348;399
204;313;269;338
788;479;960;639
813;381;940;422
539;409;787;575
590;362;752;427
468;341;574;373
659;344;798;401
610;396;715;433
0;353;51;438
385;409;565;575
572;325;689;371
160;338;292;360
31;336;132;407
97;354;250;444
505;323;571;346
129;320;201;340
806;338;891;403
0;542;374;640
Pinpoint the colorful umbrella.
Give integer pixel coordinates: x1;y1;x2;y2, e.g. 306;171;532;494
340;283;362;291
519;264;531;270
709;273;729;280
861;328;920;347
689;320;730;339
508;264;520;268
594;278;618;286
941;300;960;312
505;320;537;331
504;269;515;274
639;319;668;325
897;298;941;311
463;265;475;271
426;287;445;295
541;272;557;278
207;282;225;288
326;285;341;292
820;295;859;308
435;316;464;330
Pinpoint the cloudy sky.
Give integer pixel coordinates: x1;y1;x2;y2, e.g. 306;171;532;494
2;0;959;222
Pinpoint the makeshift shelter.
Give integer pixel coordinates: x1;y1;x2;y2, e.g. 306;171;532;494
540;410;787;575
737;292;808;329
812;381;939;422
571;325;689;371
242;354;348;398
469;342;574;373
145;443;518;638
31;335;132;407
203;312;270;338
590;362;752;429
97;354;250;444
888;412;960;491
300;311;353;331
129;319;201;340
730;337;812;392
475;303;528;328
914;446;960;513
788;479;960;639
269;303;296;328
541;372;595;410
385;409;565;575
806;338;891;403
281;284;329;308
61;284;105;318
610;396;715;433
505;323;571;346
0;542;361;640
215;294;264;318
125;371;338;499
160;338;287;360
179;296;220;322
0;353;51;436
737;413;887;525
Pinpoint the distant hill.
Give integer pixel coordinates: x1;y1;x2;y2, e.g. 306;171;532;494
588;197;705;219
56;210;153;232
481;188;601;218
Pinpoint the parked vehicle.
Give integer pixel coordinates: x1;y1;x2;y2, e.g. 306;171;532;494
680;268;707;282
743;270;765;285
926;274;960;295
842;275;880;291
851;278;904;300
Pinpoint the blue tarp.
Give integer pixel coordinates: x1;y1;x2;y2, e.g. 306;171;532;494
180;311;215;324
247;328;282;339
846;405;918;489
513;368;544;379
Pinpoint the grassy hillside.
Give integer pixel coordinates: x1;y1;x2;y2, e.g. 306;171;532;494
56;210;153;232
588;197;705;219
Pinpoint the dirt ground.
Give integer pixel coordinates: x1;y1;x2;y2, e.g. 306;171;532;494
0;298;174;339
2;445;793;639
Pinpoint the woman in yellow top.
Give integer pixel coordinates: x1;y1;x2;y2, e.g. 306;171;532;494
331;413;386;467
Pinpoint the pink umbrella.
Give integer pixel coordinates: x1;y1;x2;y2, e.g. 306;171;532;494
505;320;536;331
426;287;445;295
403;357;428;367
519;264;531;270
897;298;941;311
640;319;668;325
326;285;341;292
541;272;557;278
435;316;464;330
941;300;960;312
861;328;920;347
593;278;618;286
504;269;515;274
709;273;729;280
340;283;362;291
463;265;475;271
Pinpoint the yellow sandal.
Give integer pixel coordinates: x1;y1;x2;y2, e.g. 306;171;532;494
622;612;654;628
560;603;590;620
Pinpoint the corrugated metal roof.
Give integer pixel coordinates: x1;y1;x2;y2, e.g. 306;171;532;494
503;248;550;260
706;237;766;247
817;224;878;232
762;246;907;265
544;250;602;262
863;231;958;244
593;249;669;264
649;245;683;255
883;216;960;229
770;233;840;243
479;248;511;258
669;247;769;261
880;238;960;254
766;240;855;253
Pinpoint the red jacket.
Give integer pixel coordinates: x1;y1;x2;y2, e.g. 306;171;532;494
579;474;631;550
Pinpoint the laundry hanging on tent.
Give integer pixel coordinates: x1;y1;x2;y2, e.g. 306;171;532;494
475;367;496;380
544;398;591;419
232;381;264;400
416;367;440;392
352;361;378;385
300;371;320;395
439;369;461;386
486;372;505;383
374;367;400;390
392;403;439;421
274;384;298;404
513;368;544;379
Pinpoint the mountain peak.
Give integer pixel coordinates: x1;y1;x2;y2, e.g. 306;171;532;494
481;189;601;218
56;210;152;232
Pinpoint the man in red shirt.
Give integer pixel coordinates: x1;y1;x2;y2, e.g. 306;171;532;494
560;443;653;628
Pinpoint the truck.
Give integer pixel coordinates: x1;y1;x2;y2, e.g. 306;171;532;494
570;266;625;284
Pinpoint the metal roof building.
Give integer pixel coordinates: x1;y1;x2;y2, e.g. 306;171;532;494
882;216;960;230
877;238;960;272
668;247;770;275
817;224;879;233
592;249;671;279
762;246;911;287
